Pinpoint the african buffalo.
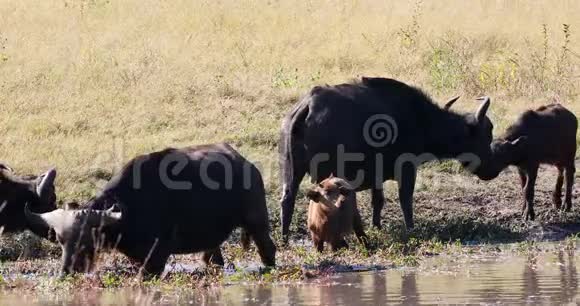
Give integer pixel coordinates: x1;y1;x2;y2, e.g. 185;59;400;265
24;143;276;276
483;103;577;220
279;77;495;241
0;164;57;235
306;175;367;252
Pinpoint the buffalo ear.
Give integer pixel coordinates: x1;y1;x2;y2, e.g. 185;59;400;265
338;186;351;196
306;189;322;202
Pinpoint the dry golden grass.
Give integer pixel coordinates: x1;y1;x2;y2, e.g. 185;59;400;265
0;0;579;203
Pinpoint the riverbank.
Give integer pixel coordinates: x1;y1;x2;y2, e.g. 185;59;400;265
0;238;579;304
1;163;580;294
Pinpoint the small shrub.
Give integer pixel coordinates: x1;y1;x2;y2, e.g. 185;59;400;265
271;67;299;89
427;46;461;91
397;0;423;49
100;272;122;288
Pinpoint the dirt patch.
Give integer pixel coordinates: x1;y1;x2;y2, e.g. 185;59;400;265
366;163;580;243
273;161;580;245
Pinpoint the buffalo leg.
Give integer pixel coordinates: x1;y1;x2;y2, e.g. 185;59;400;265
202;248;225;266
331;239;348;251
353;208;369;248
140;251;169;278
553;166;564;209
243;214;276;267
398;164;417;231
244;182;277;267
522;164;538;221
131;240;170;278
251;231;276;267
517;167;528;213
517;167;527;189
564;164;575;212
312;235;324;252
142;257;168;278
371;187;385;229
280;168;306;243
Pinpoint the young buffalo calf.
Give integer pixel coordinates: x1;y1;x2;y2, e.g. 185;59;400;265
485;103;577;220
306;176;367;252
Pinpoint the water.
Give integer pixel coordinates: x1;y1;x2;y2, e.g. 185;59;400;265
203;250;579;305
2;246;579;305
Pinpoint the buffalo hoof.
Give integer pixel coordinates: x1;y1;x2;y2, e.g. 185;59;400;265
259;266;274;274
522;210;535;221
360;238;376;252
359;236;371;250
279;236;290;248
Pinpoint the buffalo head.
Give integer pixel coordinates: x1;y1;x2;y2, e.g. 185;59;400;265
477;136;528;180
0;166;57;233
24;204;122;275
444;96;497;179
306;175;353;208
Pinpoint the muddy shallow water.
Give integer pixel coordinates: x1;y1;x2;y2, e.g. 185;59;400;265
201;251;578;305
2;243;579;305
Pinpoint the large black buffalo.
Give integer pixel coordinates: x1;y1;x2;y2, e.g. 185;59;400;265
0;164;57;234
24;143;276;276
279;77;496;241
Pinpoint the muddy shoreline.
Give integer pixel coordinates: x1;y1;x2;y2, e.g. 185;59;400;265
280;162;580;245
1;164;579;294
0;240;579;305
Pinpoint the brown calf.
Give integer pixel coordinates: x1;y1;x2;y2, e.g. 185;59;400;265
487;103;577;220
306;175;367;252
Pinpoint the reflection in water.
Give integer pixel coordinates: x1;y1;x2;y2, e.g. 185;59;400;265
400;271;419;305
287;286;299;306
371;271;387;305
522;255;539;303
243;286;272;306
2;245;580;305
558;249;577;303
205;248;580;305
